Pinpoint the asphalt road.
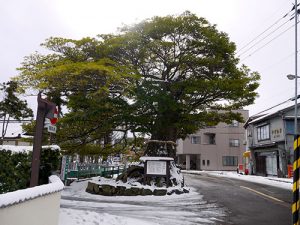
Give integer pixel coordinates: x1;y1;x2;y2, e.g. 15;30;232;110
184;173;292;225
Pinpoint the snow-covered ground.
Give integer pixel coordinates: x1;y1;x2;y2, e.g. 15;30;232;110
59;171;292;225
59;176;226;225
182;170;292;190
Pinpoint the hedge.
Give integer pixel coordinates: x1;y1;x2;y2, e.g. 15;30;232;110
0;147;61;194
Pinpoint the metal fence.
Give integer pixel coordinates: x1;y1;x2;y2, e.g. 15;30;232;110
65;162;125;180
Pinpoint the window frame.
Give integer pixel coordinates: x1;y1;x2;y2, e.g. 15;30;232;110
191;136;201;144
204;133;216;145
229;139;240;147
257;124;270;141
229;120;239;127
222;156;238;166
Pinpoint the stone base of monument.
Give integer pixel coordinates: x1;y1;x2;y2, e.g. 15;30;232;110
86;180;189;196
85;157;189;196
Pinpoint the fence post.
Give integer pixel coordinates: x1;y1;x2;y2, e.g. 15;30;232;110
293;135;300;225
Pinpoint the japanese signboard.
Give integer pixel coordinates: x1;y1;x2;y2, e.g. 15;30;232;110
146;160;167;175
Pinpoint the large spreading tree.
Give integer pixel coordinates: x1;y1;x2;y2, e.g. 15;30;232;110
15;12;260;157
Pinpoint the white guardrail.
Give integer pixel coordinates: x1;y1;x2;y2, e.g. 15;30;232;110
0;175;64;225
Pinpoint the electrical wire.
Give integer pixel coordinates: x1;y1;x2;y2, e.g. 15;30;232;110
237;17;287;54
237;3;300;62
240;21;297;62
237;1;293;54
251;97;294;117
238;19;290;57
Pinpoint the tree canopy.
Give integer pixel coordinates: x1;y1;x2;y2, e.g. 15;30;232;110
15;12;260;156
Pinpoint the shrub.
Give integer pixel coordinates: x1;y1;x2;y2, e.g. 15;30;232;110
0;147;61;194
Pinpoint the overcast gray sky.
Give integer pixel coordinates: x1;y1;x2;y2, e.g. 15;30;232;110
0;0;297;135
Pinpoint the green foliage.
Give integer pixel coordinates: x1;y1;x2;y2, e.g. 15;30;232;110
39;148;61;184
0;81;33;139
103;11;260;146
0;150;30;194
22;121;51;145
0;147;61;194
14;11;260;157
16;37;137;153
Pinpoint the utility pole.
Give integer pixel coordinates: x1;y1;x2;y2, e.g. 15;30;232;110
293;0;300;224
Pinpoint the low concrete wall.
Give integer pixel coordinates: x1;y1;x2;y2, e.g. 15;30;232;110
0;175;64;225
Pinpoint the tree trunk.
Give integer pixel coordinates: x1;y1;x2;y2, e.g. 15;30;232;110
4;116;10;137
144;127;177;158
1;114;8;144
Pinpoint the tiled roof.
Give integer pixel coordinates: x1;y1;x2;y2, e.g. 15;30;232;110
248;99;297;124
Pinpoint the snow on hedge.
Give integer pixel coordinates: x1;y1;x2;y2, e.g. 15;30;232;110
0;145;61;153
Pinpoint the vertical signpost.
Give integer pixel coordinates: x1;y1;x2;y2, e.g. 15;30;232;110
30;93;57;187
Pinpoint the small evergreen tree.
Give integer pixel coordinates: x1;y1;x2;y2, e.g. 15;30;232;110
0;81;33;142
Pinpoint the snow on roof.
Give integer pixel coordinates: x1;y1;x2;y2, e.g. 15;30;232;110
249;98;297;124
3;133;33;139
0;175;64;208
140;157;174;161
0;145;61;153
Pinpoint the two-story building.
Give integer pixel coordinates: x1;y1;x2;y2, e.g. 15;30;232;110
176;110;248;171
244;100;298;177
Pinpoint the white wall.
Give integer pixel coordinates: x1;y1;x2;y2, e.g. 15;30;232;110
0;192;61;225
0;175;64;225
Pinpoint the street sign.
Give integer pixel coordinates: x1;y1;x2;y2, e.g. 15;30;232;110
50;107;58;125
48;125;57;133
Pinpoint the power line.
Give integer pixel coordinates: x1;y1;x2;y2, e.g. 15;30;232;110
0;119;32;123
237;17;286;54
237;2;293;54
237;3;300;61
240;22;297;62
251;97;295;117
238;19;290;57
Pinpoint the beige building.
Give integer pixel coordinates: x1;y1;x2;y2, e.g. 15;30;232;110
176;110;248;171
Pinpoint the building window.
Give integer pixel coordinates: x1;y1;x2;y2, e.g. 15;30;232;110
247;128;252;137
229;120;239;127
222;156;238;166
204;133;216;145
191;136;201;144
207;160;210;166
229;139;240;147
202;160;205;165
257;124;270;141
285;120;300;135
